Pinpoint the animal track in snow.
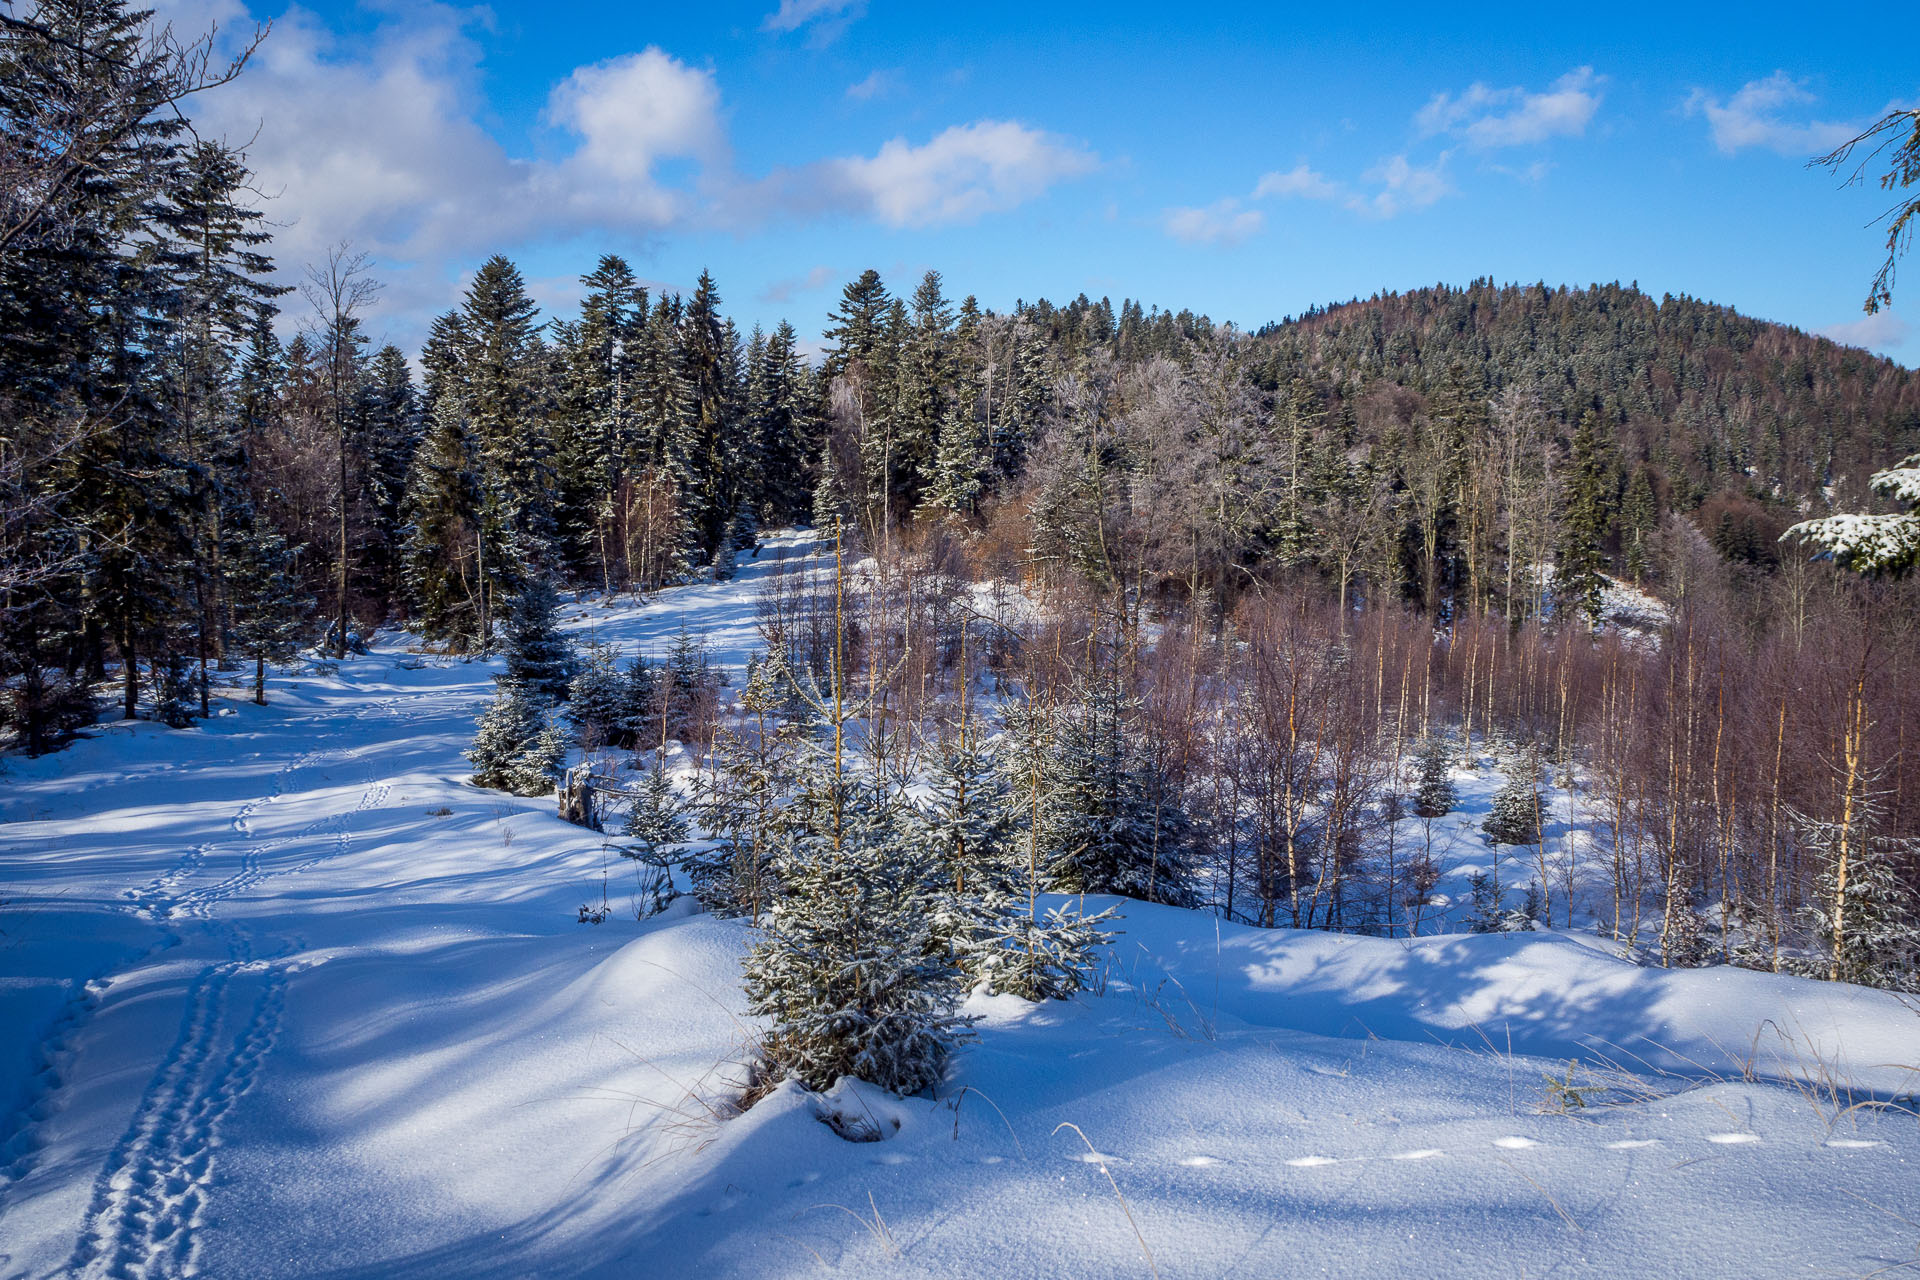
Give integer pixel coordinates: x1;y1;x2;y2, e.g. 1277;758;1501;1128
1492;1136;1539;1149
67;956;289;1279
1706;1133;1760;1145
1390;1149;1444;1161
1606;1139;1659;1150
1286;1155;1340;1168
1824;1138;1885;1150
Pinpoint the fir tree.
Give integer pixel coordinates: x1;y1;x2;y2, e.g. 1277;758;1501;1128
742;524;972;1098
624;765;690;860
498;577;575;700
1555;409;1613;626
1411;736;1458;819
970;905;1115;1001
1483;755;1544;849
468;682;566;795
226;528;310;704
1813;843;1920;991
1785;451;1920;575
1621;466;1658;583
692;655;798;921
566;641;628;749
1024;674;1197;904
401;395;484;648
744;771;971;1096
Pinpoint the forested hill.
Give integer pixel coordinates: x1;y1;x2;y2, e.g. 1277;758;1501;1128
1254;281;1920;508
1036;279;1920;517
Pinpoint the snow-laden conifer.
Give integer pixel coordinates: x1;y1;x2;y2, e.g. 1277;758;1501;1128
1482;749;1544;849
566;641;627;749
741;524;972;1098
469;681;565;795
227;528;312;705
1411;735;1457;819
1014;673;1196;904
499;577;575;699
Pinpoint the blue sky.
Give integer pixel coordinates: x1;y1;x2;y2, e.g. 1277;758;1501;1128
170;0;1917;363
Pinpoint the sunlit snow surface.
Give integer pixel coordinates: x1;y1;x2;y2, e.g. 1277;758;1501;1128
2;533;1917;1279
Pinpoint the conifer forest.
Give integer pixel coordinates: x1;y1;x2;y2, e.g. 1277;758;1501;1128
3;5;1918;1278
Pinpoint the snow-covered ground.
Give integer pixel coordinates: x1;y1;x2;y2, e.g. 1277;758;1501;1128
3;542;1916;1279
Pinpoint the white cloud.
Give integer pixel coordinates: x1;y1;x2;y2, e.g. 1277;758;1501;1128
1685;72;1858;156
759;265;839;303
1253;163;1344;202
152;2;1095;348
827;121;1098;227
1417;67;1602;148
1244;154;1451;220
182;6;532;268
544;49;727;223
846;69;896;101
762;0;862;35
1819;309;1910;352
1162;199;1265;247
1363;153;1453;216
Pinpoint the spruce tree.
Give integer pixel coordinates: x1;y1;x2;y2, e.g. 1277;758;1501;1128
226;528;310;704
468;682;567;795
1018;674;1196;905
1555;409;1613;626
1411;736;1457;819
1483;753;1544;849
498;577;575;700
566;641;628;749
459;256;554;575
624;766;690;860
401;396;484;647
742;525;972;1097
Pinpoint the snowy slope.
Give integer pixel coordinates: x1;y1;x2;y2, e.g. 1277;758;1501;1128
2;541;1916;1279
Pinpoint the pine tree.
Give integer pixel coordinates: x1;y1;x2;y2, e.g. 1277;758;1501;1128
969;905;1115;1001
624;765;689;859
757;321;816;526
742;524;972;1097
401;395;484;647
893;269;953;507
691;656;797;920
1621;466;1658;583
1483;752;1544;848
744;770;971;1096
820;269;892;384
674;270;737;561
459;256;554;577
620;654;660;750
498;577;575;700
468;682;566;795
1555;409;1613;625
1411;736;1457;819
924;401;989;520
1814;843;1920;991
566;641;628;749
1019;675;1197;905
226;528;310;704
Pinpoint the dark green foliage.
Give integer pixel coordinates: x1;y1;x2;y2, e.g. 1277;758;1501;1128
1010;678;1197;905
565;641;628;749
226;528;311;704
498;578;575;700
1483;754;1544;848
1555;410;1613;625
468;682;566;795
743;773;972;1097
623;766;689;859
1411;736;1457;819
